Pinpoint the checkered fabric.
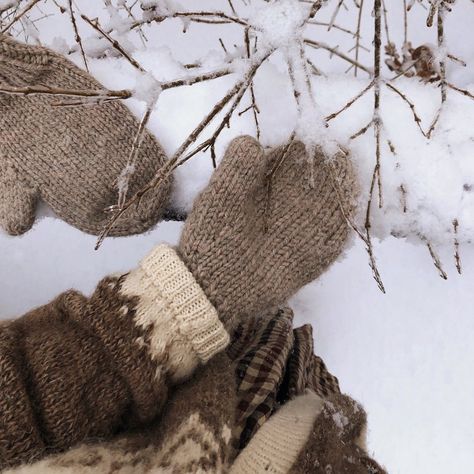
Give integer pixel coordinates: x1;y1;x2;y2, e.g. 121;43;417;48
231;308;294;452
228;310;341;458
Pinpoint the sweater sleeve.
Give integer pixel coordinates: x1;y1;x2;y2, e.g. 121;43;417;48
230;390;386;474
0;244;229;471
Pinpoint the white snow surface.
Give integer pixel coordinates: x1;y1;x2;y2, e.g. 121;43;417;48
1;1;474;473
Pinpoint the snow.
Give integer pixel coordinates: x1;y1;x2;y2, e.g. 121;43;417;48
0;0;18;11
133;71;162;106
249;0;307;49
2;1;474;473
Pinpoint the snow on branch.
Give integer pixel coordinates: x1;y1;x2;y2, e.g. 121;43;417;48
2;0;474;287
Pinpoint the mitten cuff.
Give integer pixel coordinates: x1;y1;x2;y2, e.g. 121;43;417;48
138;244;230;363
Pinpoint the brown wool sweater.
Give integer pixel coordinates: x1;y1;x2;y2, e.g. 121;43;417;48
0;245;230;471
2;292;385;474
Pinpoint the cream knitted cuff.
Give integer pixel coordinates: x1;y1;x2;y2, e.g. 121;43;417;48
140;244;230;362
120;244;229;383
230;390;324;474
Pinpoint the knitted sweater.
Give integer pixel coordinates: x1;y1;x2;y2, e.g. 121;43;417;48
0;244;229;470
3;315;384;473
0;245;385;473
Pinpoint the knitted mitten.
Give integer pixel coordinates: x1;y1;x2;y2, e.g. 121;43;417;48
0;35;172;236
179;135;357;331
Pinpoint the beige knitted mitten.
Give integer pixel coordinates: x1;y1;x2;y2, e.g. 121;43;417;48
0;35;172;236
179;135;358;331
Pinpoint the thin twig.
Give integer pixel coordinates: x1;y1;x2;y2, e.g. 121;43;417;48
350;119;373;140
403;0;408;43
0;84;133;99
327;154;386;293
131;11;248;29
453;219;461;274
67;0;88;72
244;27;261;140
447;83;474;101
1;0;41;33
304;39;371;74
427;241;448;280
81;14;145;72
308;20;359;37
373;0;383;208
385;82;428;137
325;79;374;122
354;0;364;77
116;105;154;209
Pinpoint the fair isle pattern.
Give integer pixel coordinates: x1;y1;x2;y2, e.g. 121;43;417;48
5;414;229;474
0;244;229;470
158;413;229;473
232;309;294;452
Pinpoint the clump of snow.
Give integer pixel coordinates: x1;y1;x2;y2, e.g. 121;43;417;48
332;410;349;431
50;36;70;55
105;5;134;35
135;46;186;81
249;0;307;49
117;164;136;207
82;36;111;59
133;71;162;106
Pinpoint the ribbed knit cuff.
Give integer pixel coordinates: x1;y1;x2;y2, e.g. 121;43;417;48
230;391;324;474
139;244;230;363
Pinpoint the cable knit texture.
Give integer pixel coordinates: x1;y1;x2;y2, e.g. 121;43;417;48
0;245;227;471
0;34;172;236
179;135;358;331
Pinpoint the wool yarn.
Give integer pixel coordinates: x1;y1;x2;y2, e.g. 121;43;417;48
179;135;358;331
0;34;172;236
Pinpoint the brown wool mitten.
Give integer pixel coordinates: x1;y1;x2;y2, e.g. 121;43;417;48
0;35;172;236
179;135;357;331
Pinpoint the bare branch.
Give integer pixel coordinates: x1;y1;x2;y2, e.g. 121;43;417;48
304;39;372;74
325;79;374;122
81;14;145;72
353;0;364;77
67;0;88;72
427;241;448;280
453;219;461;274
131;11;248;29
385;82;428;137
1;0;41;33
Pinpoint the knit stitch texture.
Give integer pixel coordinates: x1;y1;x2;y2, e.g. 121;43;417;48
0;244;227;470
179;135;358;331
0;34;171;236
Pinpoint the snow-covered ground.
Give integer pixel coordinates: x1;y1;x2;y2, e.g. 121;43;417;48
2;218;474;473
2;1;474;472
